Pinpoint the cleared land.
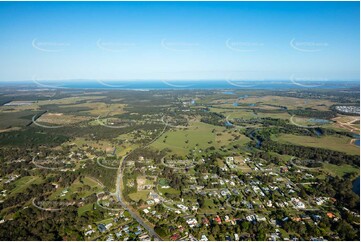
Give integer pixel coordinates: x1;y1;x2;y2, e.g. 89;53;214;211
151;120;251;156
273;134;360;155
322;163;359;178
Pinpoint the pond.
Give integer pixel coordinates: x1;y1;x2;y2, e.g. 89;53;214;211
223;91;234;95
308;118;330;124
352;176;360;196
225;120;233;127
353;133;360;147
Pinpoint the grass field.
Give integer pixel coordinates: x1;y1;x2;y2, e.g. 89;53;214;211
78;203;94;216
49;176;103;200
158;185;180;196
151;121;218;156
236;95;336;111
37;112;90;125
273;134;360;155
11;176;43;195
151;120;251;156
322;163;359;178
128;190;150;202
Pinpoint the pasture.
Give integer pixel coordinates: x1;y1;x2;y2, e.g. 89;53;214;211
273;134;360;155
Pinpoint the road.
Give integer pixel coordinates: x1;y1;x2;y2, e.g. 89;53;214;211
114;117;168;241
115;155;162;240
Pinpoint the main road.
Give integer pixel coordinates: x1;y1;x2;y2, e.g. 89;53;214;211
114;117;169;241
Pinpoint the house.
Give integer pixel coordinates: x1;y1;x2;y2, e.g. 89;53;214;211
178;225;185;233
170;234;180;241
200;235;208;241
189;234;197;241
139;234;150;241
214;215;222;224
148;191;162;204
281;167;288;173
202;217;210;226
85;230;94;236
234;234;239;241
311;214;322;222
191;205;198;211
315;197;327;206
300;215;311;221
105;223;113;230
186;218;198;228
267;200;273;207
326;212;335;219
291;197;305;209
177;204;188;212
292;217;302;222
97;224;106;233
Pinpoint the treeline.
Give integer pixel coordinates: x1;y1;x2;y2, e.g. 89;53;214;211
200;112;225;126
245;126;359;167
261;140;359;167
0;129;69;148
240;118;352;137
288;109;336;119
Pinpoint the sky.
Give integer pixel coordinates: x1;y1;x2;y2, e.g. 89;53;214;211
0;1;359;82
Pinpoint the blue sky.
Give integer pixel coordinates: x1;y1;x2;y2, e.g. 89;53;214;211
0;1;359;81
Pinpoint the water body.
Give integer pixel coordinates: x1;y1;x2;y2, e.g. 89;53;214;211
233;102;239;107
352;176;360;196
3;80;359;90
355;140;360;146
239;95;249;99
249;130;262;148
308;118;330;124
352;133;360;147
225;120;233;127
313;128;324;137
223;91;235;95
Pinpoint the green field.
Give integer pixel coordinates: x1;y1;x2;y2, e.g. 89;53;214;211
152;121;217;154
78;203;95;216
158;185;180;196
49;176;103;200
151;121;250;156
11;176;43;195
273;134;359;155
128;190;150;202
322;163;359;178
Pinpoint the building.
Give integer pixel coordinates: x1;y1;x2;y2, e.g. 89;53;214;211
97;224;106;233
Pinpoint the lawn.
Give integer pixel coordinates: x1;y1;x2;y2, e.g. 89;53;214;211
78;203;95;216
158;185;180;196
128;190;150;202
198;199;220;213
